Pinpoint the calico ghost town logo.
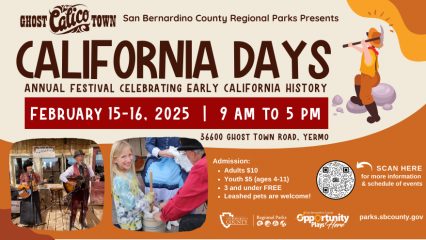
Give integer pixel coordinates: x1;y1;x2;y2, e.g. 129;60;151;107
49;4;90;34
19;4;116;35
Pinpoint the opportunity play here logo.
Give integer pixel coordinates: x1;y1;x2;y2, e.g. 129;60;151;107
296;211;349;229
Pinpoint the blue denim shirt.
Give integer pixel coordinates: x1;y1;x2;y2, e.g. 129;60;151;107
145;137;180;158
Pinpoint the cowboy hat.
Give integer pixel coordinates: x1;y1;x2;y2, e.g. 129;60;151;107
73;150;85;158
367;27;382;48
177;138;204;151
23;160;33;171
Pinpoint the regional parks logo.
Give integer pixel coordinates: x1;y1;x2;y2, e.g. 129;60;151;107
255;215;287;228
297;211;349;229
219;212;248;229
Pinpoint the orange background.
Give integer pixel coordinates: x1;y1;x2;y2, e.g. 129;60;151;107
1;0;425;239
1;107;425;239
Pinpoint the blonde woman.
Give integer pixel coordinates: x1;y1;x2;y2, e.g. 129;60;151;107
111;140;154;231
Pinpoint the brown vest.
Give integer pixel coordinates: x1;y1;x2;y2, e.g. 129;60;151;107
72;163;90;178
72;163;90;190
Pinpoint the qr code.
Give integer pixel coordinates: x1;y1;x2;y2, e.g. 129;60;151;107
316;160;355;200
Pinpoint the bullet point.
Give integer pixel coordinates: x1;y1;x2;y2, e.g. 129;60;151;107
218;187;221;190
218;178;221;181
218;196;221;199
218;170;221;173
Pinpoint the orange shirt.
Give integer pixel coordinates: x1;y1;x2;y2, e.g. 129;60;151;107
360;49;379;77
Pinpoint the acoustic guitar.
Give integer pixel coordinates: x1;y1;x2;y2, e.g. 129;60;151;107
17;188;31;199
17;180;44;199
63;176;86;193
63;173;103;193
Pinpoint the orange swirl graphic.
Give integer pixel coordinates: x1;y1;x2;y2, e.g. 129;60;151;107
347;0;426;61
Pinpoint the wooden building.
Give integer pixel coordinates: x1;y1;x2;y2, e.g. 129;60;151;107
9;138;104;231
125;138;148;172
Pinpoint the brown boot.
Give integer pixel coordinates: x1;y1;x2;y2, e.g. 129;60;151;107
69;218;75;230
80;221;89;229
365;102;380;123
69;210;77;230
350;85;363;106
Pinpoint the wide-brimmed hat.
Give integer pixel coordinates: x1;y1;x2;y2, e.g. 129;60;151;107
73;150;85;158
23;160;33;171
367;27;382;48
177;138;204;151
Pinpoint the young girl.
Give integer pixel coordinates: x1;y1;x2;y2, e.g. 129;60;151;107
111;140;154;231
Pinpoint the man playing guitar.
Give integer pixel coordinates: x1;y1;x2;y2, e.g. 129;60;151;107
60;150;95;230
